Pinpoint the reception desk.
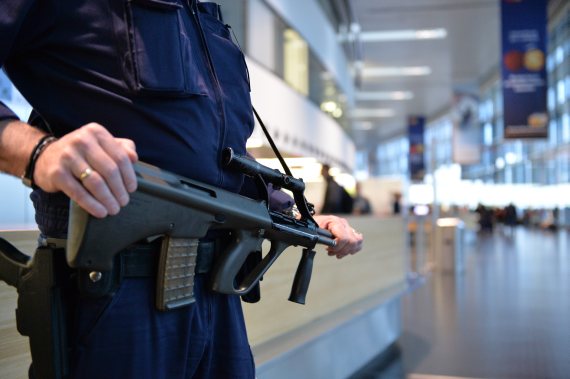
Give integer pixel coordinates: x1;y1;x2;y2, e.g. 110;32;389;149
0;216;407;378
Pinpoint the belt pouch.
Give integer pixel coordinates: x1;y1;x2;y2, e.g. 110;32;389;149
156;236;199;311
16;246;72;379
77;257;120;298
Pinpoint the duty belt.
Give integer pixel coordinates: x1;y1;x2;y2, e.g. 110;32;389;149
43;236;219;310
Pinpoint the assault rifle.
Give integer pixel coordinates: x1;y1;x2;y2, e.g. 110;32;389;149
0;148;334;378
67;147;336;305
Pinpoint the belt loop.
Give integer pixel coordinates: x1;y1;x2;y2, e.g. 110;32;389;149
39;237;67;249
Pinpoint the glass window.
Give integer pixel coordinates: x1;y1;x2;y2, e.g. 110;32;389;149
243;0;349;130
556;45;564;66
560;113;568;143
557;79;566;105
283;29;309;95
484;122;493;146
548;87;556;110
549;119;558;146
547;52;554;72
247;0;282;73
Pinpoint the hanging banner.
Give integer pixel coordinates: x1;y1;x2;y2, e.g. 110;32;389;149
452;93;481;164
408;115;426;181
501;0;548;139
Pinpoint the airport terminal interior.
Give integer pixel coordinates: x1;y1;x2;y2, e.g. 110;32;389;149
1;0;569;378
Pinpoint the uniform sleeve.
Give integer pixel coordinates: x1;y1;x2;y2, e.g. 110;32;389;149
0;99;18;121
239;172;294;212
0;0;39;122
267;183;294;212
241;152;295;212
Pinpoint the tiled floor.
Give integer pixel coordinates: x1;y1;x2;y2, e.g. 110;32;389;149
352;227;570;379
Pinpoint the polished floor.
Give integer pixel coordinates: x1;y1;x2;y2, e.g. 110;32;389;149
351;227;570;379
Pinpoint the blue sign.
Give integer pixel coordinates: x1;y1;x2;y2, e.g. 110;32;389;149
501;0;548;138
408;116;425;181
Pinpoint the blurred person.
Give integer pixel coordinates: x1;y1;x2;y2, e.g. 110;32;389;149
352;182;372;215
320;164;354;214
392;192;402;215
504;203;517;235
476;203;494;232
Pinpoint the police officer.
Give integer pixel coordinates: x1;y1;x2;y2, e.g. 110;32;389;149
0;1;363;377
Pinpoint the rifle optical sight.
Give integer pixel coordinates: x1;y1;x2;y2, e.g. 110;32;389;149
223;147;305;193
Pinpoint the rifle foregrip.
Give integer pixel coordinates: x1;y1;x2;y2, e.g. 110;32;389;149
288;249;316;304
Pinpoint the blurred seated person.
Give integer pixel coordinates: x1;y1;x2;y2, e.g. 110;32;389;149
476;203;494;232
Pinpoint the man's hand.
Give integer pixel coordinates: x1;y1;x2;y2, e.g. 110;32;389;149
313;215;363;259
33;123;138;218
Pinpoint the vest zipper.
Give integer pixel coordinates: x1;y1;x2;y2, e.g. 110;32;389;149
188;1;227;187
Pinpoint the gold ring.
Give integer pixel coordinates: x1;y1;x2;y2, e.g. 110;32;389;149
79;167;93;181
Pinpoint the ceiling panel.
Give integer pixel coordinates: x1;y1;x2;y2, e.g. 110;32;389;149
348;0;500;145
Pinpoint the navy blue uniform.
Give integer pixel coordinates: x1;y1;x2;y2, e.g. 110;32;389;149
1;0;256;377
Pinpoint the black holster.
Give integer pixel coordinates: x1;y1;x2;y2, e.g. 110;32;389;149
0;237;72;379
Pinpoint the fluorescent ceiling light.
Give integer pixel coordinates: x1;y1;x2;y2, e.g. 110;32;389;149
359;28;447;42
350;109;395;118
356;91;414;101
362;66;432;77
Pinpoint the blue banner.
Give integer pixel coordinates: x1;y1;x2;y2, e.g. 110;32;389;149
501;0;548;138
408;116;425;181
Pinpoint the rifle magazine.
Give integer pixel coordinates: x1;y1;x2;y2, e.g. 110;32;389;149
156;237;198;311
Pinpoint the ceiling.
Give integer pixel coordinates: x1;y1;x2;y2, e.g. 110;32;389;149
347;0;500;148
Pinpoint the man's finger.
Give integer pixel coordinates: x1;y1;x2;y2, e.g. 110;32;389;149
81;142;131;207
117;138;139;162
79;123;137;198
77;166;121;215
58;174;109;218
99;137;138;194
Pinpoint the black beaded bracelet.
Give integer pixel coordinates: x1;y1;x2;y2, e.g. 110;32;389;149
21;135;58;188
